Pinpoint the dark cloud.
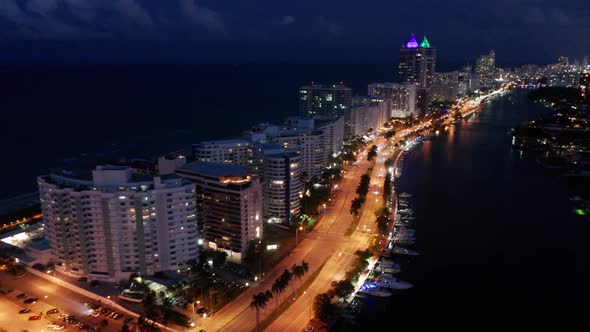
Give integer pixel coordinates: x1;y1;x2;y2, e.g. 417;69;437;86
179;0;226;36
0;0;589;63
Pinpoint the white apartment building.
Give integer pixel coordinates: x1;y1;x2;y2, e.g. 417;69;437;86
192;138;253;168
262;147;302;224
38;165;198;281
368;82;416;118
270;129;326;181
176;162;263;261
349;97;391;137
285;116;345;159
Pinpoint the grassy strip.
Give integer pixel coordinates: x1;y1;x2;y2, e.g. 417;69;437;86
251;254;332;332
344;216;360;236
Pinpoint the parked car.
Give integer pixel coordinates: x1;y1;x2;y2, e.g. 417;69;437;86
24;297;38;304
29;315;41;320
16;292;28;299
32;263;45;271
19;308;32;314
47;308;60;315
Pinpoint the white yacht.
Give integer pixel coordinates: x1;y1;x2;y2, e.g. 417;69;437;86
370;276;413;290
391;246;420;256
359;283;393;297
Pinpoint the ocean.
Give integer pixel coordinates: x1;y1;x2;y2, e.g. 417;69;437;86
0;63;395;199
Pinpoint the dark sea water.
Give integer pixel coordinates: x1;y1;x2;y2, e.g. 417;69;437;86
0;63;395;199
336;91;590;331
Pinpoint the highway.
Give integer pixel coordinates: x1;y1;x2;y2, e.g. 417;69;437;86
266;139;391;332
200;144;378;332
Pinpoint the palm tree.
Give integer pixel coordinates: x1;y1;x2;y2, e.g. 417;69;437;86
292;264;304;297
161;297;174;327
301;260;309;276
271;279;281;309
142;290;157;317
264;290;273;312
250;292;269;332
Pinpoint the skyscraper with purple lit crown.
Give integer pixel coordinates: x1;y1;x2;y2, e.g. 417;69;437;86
399;34;437;88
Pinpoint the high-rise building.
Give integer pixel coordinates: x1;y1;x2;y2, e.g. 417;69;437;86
298;84;352;118
349;97;391;137
399;34;437;88
261;146;302;224
176;162;262;261
475;50;497;89
431;71;460;101
38;165;198;280
271;129;326;181
192;139;253;168
368;82;416;118
298;84;352;137
285;116;345;159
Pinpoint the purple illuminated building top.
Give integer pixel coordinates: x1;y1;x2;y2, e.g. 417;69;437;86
405;34;419;49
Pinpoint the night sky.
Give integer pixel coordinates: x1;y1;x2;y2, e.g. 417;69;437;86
0;0;589;64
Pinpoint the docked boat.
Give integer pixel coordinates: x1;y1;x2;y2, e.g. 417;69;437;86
379;259;401;270
393;239;415;245
399;193;412;198
359;283;393;297
370;276;413;290
391;246;420;256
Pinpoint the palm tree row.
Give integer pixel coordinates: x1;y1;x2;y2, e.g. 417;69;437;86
250;260;310;332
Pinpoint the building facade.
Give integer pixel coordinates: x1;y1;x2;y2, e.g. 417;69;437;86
368;82;416;118
399;34;437;88
270;129;326;181
298;84;352;137
476;50;497;89
176;162;262;261
38;165;198;280
350;97;391;137
262;148;302;224
192;139;253;168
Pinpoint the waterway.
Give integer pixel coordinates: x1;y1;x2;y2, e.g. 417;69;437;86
336;90;590;331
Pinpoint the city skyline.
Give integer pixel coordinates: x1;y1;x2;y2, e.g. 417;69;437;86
0;1;589;64
1;9;589;332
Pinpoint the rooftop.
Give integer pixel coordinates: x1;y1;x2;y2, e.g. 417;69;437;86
196;138;250;146
180;161;249;177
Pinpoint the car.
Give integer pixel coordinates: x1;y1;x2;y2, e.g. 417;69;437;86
114;313;123;320
24;297;38;304
16;292;28;299
52;325;66;330
29;315;41;320
32;263;45;271
331;280;338;287
19;308;32;314
90;311;100;318
89;280;99;287
78;277;88;282
47;308;59;315
78;323;90;330
196;307;208;314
